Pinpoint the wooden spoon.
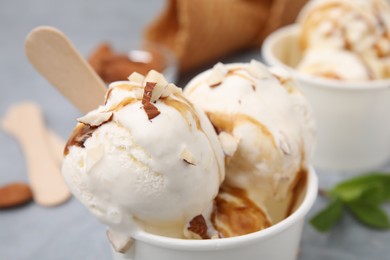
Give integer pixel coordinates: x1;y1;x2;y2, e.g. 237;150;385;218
25;26;107;114
1;102;70;206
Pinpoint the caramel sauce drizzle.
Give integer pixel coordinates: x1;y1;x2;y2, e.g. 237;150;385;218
65;96;138;156
162;94;224;182
206;112;276;148
108;97;137;112
64;123;98;156
211;185;271;238
286;168;308;217
162;94;201;130
227;69;256;87
105;84;141;104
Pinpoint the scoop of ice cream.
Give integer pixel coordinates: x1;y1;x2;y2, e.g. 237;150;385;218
297;0;390;80
297;48;373;80
185;61;315;224
62;71;224;240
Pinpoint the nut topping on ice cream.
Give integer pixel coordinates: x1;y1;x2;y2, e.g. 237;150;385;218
142;82;160;120
62;71;225;243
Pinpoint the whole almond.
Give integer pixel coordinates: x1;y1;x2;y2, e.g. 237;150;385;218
0;182;33;209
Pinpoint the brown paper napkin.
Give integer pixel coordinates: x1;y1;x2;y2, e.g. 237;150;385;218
144;0;308;72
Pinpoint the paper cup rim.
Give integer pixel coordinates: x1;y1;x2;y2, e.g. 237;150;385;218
262;24;390;91
131;166;318;251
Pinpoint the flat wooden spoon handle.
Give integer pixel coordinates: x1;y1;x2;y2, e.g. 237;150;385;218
1;102;70;206
25;26;107;114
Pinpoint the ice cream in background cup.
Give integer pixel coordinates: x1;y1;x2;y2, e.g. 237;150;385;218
62;62;318;260
262;0;390;172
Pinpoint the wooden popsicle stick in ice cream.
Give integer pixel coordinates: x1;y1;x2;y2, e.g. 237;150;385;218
1;102;70;206
25;26;107;114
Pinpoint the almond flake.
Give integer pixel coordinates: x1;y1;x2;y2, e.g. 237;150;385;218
278;131;291;155
107;229;134;253
142;82;156;105
270;66;291;82
144;70;168;102
187;215;209;239
77;110;113;126
180;148;196;165
128;72;145;84
161;83;182;98
218;132;239;157
143;102;160;120
207;63;227;87
134;88;144;100
248;60;271;79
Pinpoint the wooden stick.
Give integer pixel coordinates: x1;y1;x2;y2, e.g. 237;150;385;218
25;26;107;114
47;129;66;166
1;102;70;207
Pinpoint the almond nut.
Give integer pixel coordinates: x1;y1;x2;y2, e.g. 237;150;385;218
77;110;113;126
161;83;182;98
207;63;227;87
218;132;239;157
180;148;196;165
187;215;209;239
0;182;33;209
144;70;167;102
128;72;145;84
143;102;160;120
107;229;134;253
248;60;271;79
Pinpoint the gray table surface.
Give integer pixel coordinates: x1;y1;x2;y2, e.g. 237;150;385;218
1;1;390;259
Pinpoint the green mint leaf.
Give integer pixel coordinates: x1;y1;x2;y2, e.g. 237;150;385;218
347;201;390;229
310;199;343;232
358;184;385;205
331;173;390;203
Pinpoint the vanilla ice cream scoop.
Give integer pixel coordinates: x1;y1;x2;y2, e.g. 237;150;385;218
62;71;224;244
185;61;315;224
297;0;390;80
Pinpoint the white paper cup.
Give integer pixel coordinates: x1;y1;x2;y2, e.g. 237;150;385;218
262;24;390;172
111;167;317;260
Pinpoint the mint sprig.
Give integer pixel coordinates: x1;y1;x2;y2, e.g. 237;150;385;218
310;173;390;232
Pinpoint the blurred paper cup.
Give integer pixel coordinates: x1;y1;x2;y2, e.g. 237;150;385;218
111;167;317;260
262;24;390;172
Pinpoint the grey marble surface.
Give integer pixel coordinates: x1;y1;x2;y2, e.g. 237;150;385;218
1;1;390;259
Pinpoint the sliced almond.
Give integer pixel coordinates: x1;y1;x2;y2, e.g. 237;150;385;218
278;132;291;155
128;72;145;84
144;70;167;102
142;82;156;104
180;148;196;165
77;110;113;126
218;132;239;157
143;102;160;120
207;62;227;87
134;88;144;100
107;229;134;254
270;66;293;82
186;215;209;239
161;83;182;98
248;60;271;79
